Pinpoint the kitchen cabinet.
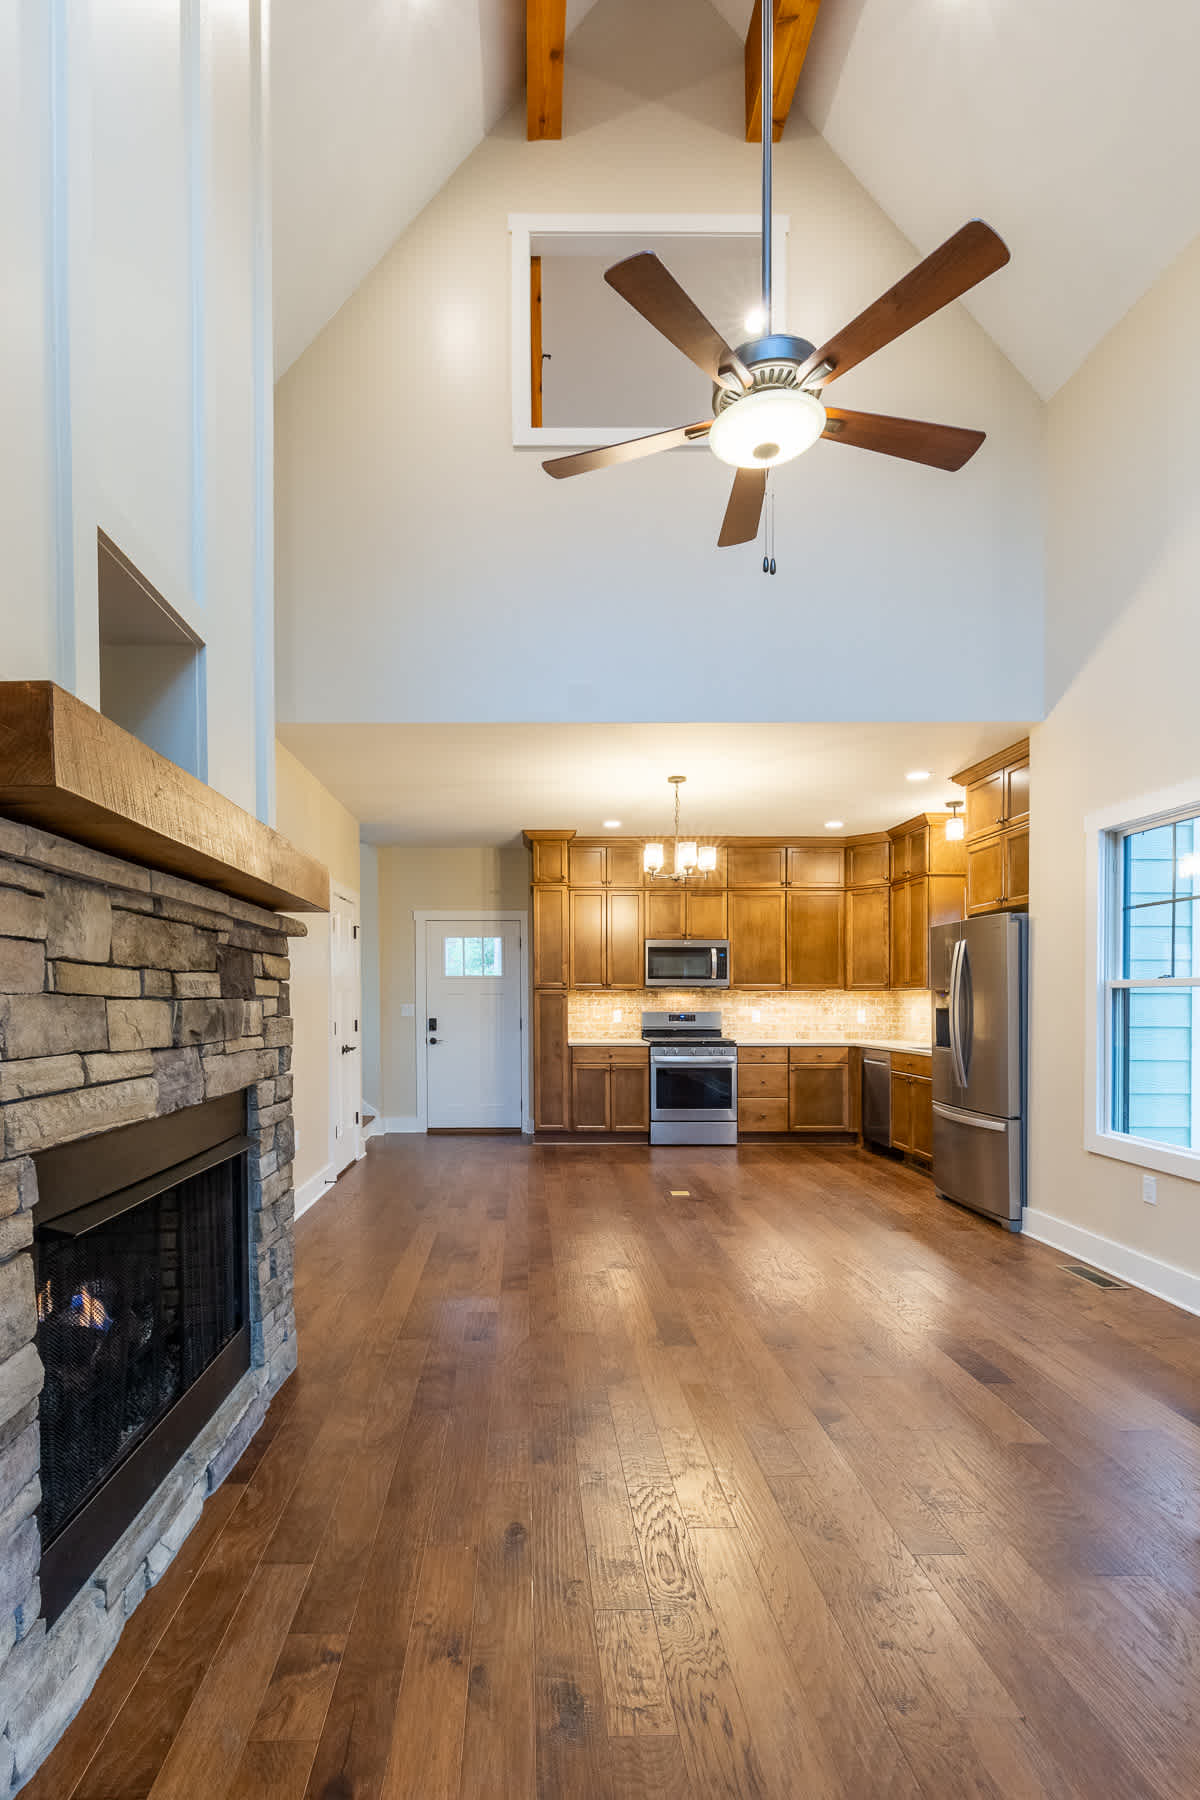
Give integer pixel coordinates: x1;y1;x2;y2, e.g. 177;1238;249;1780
845;886;890;989
846;839;890;887
607;891;643;987
568;842;644;888
569;890;643;988
787;846;844;888
729;889;787;987
966;826;1030;915
532;885;569;988
533;991;569;1129
569;890;606;987
787;889;844;988
889;816;966;988
788;1048;853;1133
644;887;727;939
953;739;1031;917
890;1053;932;1162
727;846;786;888
890;878;929;989
738;1046;789;1132
570;1047;649;1133
685;889;727;939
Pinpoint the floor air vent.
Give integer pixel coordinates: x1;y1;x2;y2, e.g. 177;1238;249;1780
1060;1262;1126;1291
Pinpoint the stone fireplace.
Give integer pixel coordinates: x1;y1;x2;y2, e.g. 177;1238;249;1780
0;814;301;1788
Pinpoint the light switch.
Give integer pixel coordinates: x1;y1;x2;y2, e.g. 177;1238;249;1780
401;1003;414;1017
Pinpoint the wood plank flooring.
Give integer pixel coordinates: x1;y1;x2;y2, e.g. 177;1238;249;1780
25;1137;1200;1800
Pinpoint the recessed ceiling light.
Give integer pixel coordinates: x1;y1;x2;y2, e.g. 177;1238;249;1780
906;769;931;782
602;819;622;828
824;819;844;830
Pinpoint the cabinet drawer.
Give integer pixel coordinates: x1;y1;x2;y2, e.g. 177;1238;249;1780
608;1046;649;1065
891;1051;932;1078
738;1098;789;1133
738;1064;788;1098
788;1046;850;1066
737;1046;788;1065
570;1048;611;1067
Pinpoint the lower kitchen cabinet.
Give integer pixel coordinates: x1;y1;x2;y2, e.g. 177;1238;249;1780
737;1047;788;1133
890;1054;933;1162
533;990;569;1130
788;1047;852;1133
570;1047;649;1133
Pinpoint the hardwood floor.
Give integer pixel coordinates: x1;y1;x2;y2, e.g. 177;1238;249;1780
26;1137;1200;1799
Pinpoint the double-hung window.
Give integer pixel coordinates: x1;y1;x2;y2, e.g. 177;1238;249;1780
1096;803;1200;1174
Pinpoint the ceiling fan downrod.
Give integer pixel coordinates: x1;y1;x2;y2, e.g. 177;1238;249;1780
761;0;774;333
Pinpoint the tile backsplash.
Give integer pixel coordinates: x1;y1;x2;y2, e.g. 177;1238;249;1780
568;987;932;1043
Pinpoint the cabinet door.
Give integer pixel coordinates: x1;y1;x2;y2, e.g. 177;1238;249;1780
568;844;607;887
729;890;787;987
532;885;569;988
1005;757;1030;826
534;990;569;1129
1004;827;1029;909
645;888;685;939
847;840;890;887
906;879;929;989
685;889;727;939
569;890;606;986
966;835;1005;914
889;882;910;988
531;838;569;884
607;891;643;988
845;887;890;989
905;828;928;879
789;1062;851;1132
966;771;1006;840
910;1077;933;1160
610;1063;649;1132
727;847;786;888
571;1062;610;1132
787;890;844;988
787;846;844;888
606;844;645;888
890;1072;913;1152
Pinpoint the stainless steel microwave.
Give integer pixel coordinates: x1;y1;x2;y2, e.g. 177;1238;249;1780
644;939;730;988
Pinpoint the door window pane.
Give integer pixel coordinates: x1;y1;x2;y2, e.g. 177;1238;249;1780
443;935;504;978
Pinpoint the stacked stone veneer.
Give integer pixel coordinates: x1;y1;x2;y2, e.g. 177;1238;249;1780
0;815;303;1790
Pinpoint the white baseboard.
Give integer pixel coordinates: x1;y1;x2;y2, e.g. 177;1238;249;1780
295;1161;338;1219
1023;1208;1200;1316
382;1115;424;1134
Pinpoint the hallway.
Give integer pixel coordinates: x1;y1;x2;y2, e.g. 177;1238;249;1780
26;1137;1200;1799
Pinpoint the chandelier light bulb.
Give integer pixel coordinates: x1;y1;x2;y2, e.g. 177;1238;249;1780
697;845;718;872
676;841;699;874
643;841;665;872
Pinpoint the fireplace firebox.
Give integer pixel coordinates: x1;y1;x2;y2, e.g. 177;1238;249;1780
32;1092;252;1624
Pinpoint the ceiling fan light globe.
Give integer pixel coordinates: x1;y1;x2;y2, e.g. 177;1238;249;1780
708;388;826;470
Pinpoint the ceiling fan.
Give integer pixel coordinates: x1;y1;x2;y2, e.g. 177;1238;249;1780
541;5;1011;549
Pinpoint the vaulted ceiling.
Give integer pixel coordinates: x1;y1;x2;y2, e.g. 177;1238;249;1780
272;0;1200;394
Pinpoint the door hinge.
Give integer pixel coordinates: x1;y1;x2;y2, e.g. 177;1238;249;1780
355;1110;360;1126
354;1018;358;1032
353;923;359;938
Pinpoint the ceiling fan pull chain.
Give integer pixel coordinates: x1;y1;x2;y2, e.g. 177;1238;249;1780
762;481;776;575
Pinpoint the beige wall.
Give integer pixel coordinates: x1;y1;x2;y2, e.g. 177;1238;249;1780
275;743;363;1196
275;0;1044;732
1028;231;1200;1293
379;847;530;1123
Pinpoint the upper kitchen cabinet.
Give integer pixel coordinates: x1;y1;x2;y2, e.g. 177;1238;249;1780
727;846;786;888
787;846;845;889
569;888;643;988
845;886;890;988
568;841;646;888
643;887;728;939
846;838;891;887
525;831;573;884
889;815;966;988
729;889;787;986
953;739;1031;916
532;885;569;988
787;889;844;988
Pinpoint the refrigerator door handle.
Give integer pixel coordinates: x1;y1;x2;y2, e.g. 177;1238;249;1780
933;1100;1007;1132
949;939;968;1089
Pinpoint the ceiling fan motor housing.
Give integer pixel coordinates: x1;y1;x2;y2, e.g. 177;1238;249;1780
712;333;818;413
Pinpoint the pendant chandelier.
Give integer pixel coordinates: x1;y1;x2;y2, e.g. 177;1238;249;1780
945;800;965;842
643;776;718;881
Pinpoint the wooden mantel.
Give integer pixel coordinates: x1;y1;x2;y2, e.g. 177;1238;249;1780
0;683;329;913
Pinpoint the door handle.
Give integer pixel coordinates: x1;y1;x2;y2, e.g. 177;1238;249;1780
428;1037;440;1045
340;1043;356;1055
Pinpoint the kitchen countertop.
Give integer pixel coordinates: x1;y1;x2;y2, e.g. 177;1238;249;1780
568;1037;932;1054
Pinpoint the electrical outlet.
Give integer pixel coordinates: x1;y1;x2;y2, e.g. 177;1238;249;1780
1143;1173;1157;1205
611;1007;623;1022
751;1008;762;1023
856;1007;867;1024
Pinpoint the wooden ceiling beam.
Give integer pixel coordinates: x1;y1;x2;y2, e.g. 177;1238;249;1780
745;0;822;144
527;0;566;140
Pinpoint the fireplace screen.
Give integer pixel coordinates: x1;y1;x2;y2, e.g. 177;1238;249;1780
33;1092;251;1622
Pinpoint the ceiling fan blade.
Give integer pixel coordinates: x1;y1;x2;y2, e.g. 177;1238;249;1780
605;253;748;388
718;467;767;547
822;408;985;471
542;421;712;480
801;221;1011;387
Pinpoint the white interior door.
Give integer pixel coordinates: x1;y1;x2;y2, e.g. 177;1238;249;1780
330;888;362;1171
424;919;522;1128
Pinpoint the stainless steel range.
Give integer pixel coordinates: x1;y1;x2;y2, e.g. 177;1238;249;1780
642;1011;738;1146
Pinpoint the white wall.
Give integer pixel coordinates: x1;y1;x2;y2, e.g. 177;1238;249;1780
1028;230;1200;1302
275;743;362;1203
275;0;1044;730
378;847;530;1125
1;0;274;820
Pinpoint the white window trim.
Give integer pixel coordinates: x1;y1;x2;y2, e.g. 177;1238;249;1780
1085;775;1200;1183
509;212;790;449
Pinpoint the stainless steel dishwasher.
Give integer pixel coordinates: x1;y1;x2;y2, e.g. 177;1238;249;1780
862;1055;891;1148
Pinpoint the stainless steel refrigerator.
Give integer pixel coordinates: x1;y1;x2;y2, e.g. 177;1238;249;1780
930;913;1027;1230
